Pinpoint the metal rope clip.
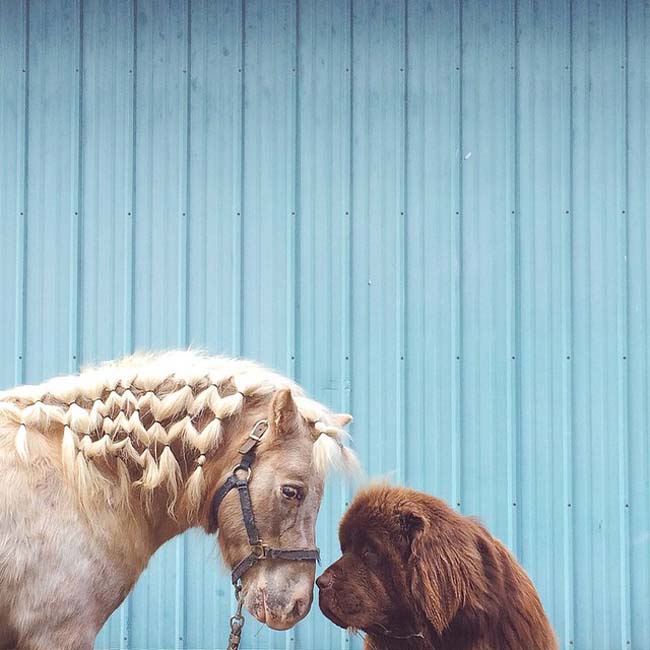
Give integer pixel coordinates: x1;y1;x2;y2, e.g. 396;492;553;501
227;582;245;650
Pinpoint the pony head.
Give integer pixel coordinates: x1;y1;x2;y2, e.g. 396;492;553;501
199;386;356;629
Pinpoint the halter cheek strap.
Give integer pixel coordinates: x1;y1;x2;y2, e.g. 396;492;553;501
208;419;321;585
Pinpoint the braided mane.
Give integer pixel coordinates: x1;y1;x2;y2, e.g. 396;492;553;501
0;350;356;519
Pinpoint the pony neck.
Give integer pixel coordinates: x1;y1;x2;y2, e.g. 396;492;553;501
133;406;263;548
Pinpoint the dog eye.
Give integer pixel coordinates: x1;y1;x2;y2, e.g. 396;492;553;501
280;485;303;500
362;547;379;566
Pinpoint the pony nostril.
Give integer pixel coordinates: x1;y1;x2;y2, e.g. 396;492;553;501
316;572;333;590
290;596;308;619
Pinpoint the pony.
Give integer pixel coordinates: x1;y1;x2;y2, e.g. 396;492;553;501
0;350;357;650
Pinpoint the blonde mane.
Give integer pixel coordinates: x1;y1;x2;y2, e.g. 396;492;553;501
0;350;357;519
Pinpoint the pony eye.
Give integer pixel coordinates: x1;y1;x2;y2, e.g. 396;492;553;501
281;485;303;500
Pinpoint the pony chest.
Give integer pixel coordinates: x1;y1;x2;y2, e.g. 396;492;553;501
0;459;144;619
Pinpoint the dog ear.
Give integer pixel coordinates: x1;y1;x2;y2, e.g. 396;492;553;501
399;511;424;539
405;509;470;635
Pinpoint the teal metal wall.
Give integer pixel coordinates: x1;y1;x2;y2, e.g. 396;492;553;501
0;0;648;648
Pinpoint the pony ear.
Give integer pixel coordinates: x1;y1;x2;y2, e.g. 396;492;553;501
270;388;301;436
332;413;353;427
405;509;468;635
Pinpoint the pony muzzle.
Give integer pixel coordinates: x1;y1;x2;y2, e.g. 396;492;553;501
244;575;314;630
242;561;315;630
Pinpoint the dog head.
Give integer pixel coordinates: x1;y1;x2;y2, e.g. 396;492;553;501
317;484;473;638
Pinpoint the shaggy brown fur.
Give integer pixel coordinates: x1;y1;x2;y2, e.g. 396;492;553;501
317;485;557;650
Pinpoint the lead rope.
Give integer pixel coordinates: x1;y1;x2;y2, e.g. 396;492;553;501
227;581;245;650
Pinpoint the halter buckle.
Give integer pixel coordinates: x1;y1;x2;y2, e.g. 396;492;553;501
249;419;269;440
251;543;268;559
238;420;269;455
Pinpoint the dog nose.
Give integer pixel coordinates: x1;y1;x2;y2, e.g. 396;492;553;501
316;572;333;590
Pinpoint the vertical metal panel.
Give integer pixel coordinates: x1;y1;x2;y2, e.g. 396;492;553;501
187;0;243;356
459;0;514;543
571;1;629;647
0;0;26;389
240;0;297;373
516;0;574;640
627;3;650;648
404;0;462;512
350;0;406;483
1;1;649;649
80;0;134;365
23;0;80;381
131;0;188;351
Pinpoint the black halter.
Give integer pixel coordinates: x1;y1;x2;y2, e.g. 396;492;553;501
209;419;321;585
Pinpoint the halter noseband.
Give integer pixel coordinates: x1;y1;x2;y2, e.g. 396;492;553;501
209;419;321;585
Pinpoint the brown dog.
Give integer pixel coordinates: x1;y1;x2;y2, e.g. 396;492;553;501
317;485;558;650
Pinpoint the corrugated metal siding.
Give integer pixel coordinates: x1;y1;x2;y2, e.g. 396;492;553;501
0;1;648;648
